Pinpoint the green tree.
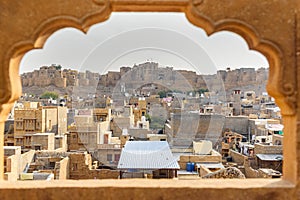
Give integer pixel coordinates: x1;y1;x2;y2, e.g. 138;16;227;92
158;91;167;98
55;65;62;70
40;91;59;100
198;88;209;94
172;89;183;93
145;114;151;123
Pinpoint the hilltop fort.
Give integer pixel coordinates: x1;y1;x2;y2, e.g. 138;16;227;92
21;62;268;96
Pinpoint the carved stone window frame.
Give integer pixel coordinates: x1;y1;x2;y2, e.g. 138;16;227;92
0;0;299;199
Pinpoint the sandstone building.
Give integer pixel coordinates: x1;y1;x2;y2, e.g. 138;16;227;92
21;65;100;88
12;102;67;149
67;108;111;152
165;113;249;147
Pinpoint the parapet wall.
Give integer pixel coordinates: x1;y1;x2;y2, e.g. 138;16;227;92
69;153;119;179
254;144;282;155
57;157;69;180
169;114;249;146
224;116;249;136
229;150;247;165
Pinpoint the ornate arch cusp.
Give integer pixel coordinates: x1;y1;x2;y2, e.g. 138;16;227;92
185;0;297;116
0;0;299;183
0;0;113;123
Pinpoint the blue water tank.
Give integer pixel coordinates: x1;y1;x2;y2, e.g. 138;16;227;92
190;162;195;171
186;162;194;172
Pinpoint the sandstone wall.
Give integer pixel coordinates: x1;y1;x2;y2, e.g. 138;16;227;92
169;114;224;146
58;157;69;180
110;117;131;137
229;150;247;165
272;134;283;145
69;153;119;179
5;150;35;181
244;164;260;178
5;155;19;181
254;144;283;154
224;116;249;136
20;150;35;174
94;147;121;167
166;114;249;148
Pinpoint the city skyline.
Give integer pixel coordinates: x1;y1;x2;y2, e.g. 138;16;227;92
20;13;269;75
20;61;268;75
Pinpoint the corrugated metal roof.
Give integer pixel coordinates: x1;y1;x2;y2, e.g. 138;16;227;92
117;141;180;169
256;154;283;161
265;124;284;131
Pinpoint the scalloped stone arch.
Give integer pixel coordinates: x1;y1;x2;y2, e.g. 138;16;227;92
185;12;288;112
0;1;299;197
4;4;290;116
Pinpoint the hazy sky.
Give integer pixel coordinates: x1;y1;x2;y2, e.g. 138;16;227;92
20;12;269;75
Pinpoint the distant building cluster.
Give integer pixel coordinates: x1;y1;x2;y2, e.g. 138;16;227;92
21;62;269;95
4;63;282;181
21;64;100;88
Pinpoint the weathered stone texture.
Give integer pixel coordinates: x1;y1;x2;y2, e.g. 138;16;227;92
69;153;119;180
229;149;247;166
167;114;249;147
203;167;245;179
224;116;249;136
254;144;283;155
0;0;300;199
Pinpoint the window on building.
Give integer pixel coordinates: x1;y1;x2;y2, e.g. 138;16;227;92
48;120;52;130
114;154;120;162
36;121;40;129
35;146;41;150
104;134;109;144
72;163;78;171
49;162;56;169
107;154;112;162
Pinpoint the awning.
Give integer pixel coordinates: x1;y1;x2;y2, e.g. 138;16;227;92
196;163;224;169
256;154;283;161
265;124;284;131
